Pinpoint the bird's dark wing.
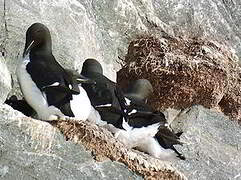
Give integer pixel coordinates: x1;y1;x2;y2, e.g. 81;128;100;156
155;128;183;148
42;86;75;117
82;72;117;106
155;128;185;160
82;72;128;127
26;54;79;95
123;96;167;127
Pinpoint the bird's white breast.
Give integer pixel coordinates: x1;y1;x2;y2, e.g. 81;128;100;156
136;137;177;161
70;86;92;121
16;55;51;120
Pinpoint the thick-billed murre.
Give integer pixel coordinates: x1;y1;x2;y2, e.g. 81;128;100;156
109;79;185;160
81;58;127;126
16;23;94;121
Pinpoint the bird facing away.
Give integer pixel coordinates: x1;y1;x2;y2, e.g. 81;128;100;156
16;23;94;121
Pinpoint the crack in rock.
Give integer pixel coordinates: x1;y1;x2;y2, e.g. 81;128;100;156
1;0;8;56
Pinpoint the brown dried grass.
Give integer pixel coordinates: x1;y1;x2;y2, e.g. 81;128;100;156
117;35;241;121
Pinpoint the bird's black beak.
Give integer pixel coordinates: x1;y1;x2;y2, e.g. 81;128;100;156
76;75;96;84
23;40;34;57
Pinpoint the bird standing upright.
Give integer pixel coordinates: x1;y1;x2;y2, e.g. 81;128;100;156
17;23;94;121
81;58;126;126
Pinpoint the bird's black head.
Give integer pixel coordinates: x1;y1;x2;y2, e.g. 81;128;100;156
81;58;103;75
23;23;52;57
126;79;153;102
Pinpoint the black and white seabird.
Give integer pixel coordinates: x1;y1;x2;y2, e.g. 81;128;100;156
80;60;182;160
108;79;185;160
16;23;94;121
64;69;106;125
81;58;127;126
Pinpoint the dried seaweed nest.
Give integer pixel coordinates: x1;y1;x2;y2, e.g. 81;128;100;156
117;35;241;121
53;120;187;180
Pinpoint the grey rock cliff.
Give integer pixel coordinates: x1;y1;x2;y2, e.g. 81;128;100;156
0;55;11;104
172;106;241;180
3;0;241;87
0;0;241;180
0;104;142;180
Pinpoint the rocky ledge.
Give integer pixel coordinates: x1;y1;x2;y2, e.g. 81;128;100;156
0;104;187;180
1;0;241;179
1;102;240;180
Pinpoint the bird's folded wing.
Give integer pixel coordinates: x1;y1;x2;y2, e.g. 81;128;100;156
26;60;80;95
156;128;183;147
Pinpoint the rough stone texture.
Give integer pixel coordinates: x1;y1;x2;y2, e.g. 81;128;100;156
1;0;241;179
3;0;241;94
151;0;241;59
1;103;240;180
0;55;11;104
0;104;143;180
55;120;187;180
171;105;241;180
117;35;241;121
0;0;6;52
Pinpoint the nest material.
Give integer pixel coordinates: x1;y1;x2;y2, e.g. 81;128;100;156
54;120;187;180
117;35;241;121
